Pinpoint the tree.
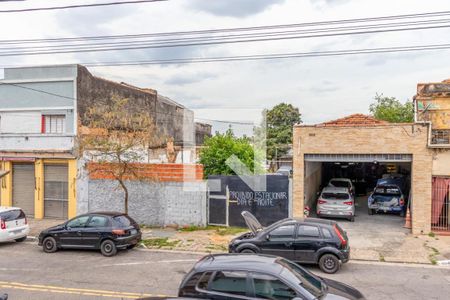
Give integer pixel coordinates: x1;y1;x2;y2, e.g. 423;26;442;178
369;94;414;123
79;95;158;214
199;130;264;177
262;103;302;160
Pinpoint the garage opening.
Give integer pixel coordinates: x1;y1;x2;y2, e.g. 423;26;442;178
304;154;412;229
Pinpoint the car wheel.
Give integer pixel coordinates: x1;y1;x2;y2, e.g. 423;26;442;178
240;248;256;254
319;254;340;274
42;237;58;253
368;208;374;215
349;216;355;222
15;236;27;242
100;240;117;257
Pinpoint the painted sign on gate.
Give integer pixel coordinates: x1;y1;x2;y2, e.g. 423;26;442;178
208;175;290;227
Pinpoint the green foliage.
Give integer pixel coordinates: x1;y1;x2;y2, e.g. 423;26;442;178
369;94;414;123
178;225;247;236
262;103;302;160
141;238;180;248
199;130;264;177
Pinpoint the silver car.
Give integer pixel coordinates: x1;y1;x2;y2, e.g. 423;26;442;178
316;187;355;222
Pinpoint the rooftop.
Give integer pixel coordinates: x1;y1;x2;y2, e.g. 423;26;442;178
317;114;388;127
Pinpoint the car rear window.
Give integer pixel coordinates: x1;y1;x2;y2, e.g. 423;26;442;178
113;215;134;228
321;192;350;200
374;186;401;195
0;209;25;221
329;180;350;188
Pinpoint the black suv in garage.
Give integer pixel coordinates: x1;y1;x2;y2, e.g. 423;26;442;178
228;211;350;273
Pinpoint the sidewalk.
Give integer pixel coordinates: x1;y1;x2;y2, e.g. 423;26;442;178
26;218;450;265
139;224;450;265
27;218;63;237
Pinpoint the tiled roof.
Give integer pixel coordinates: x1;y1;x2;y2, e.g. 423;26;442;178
318;114;389;127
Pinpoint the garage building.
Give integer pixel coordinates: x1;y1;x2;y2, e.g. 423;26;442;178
293;79;450;235
293;115;432;234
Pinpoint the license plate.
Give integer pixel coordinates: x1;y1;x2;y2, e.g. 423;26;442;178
130;229;137;235
11;229;23;234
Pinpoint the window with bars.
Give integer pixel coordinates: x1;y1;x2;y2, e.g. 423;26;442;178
42;115;65;134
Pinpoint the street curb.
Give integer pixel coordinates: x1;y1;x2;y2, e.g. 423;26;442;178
135;247;447;267
348;259;449;269
26;236;37;242
135;246;213;256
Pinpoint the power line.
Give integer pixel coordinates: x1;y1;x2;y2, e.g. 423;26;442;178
1;23;450;57
48;43;450;66
0;0;167;13
1;42;450;69
2;18;450;52
195;118;255;125
2;10;450;44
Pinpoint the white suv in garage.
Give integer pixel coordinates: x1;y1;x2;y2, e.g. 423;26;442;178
316;187;355;222
0;207;29;243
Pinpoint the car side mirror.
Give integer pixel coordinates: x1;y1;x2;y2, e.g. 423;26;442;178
265;235;270;241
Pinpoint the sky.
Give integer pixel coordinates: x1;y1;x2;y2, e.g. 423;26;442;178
1;0;450;134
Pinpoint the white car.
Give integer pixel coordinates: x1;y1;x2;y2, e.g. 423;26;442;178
0;207;30;243
317;186;355;222
328;178;355;196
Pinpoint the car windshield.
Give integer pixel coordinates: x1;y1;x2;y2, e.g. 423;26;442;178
277;258;324;297
321;192;349;200
329;180;350;188
374;186;401;196
263;218;292;233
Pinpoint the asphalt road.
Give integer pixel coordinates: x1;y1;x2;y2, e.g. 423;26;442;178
0;241;450;300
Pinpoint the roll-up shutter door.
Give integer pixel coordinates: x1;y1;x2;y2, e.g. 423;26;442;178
12;164;35;216
44;164;68;219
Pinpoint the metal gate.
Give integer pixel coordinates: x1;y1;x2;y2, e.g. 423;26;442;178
12;163;35;216
431;176;450;233
44;164;68;219
208;175;290;227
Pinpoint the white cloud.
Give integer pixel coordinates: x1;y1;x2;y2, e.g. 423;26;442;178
1;0;450;125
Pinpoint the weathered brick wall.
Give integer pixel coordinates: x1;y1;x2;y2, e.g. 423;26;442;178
87;162;203;182
293;123;433;234
76;65;193;145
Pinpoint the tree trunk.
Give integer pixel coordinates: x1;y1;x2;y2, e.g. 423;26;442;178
118;179;129;215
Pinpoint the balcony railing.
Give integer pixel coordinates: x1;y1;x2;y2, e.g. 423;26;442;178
0;134;75;152
431;129;450;145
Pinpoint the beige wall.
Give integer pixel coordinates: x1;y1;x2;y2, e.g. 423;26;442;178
304;162;322;209
432;150;450;176
293;123;433;234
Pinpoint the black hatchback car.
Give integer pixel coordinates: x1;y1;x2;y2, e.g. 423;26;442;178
179;254;365;300
38;212;141;257
228;211;350;273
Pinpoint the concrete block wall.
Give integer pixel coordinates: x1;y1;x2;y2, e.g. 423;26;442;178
82;179;207;226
